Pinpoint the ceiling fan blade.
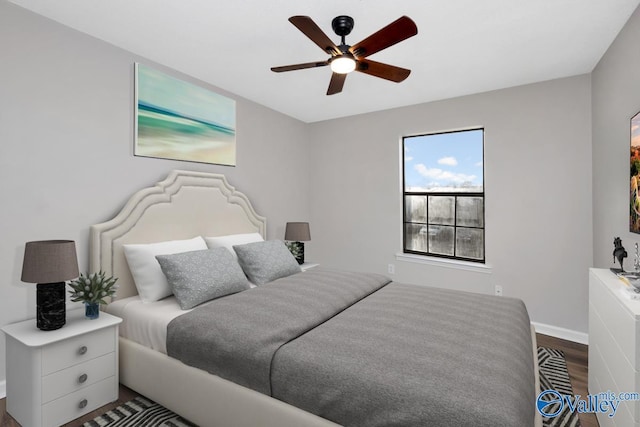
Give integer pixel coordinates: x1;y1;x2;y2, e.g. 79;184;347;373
289;16;340;56
349;16;417;58
327;73;347;95
271;61;329;73
356;59;411;82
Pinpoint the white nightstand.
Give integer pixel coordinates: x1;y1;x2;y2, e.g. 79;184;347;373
300;262;319;271
1;309;122;427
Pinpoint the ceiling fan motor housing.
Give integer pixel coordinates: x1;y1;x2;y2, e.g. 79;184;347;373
331;16;354;37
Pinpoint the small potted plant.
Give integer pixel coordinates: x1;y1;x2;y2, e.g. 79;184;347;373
68;271;118;319
285;241;304;264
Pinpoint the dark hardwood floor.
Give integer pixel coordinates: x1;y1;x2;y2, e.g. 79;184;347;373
1;334;597;427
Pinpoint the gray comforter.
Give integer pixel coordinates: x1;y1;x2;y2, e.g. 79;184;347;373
167;268;535;426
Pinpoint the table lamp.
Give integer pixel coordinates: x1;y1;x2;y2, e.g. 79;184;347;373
285;222;311;265
21;240;79;330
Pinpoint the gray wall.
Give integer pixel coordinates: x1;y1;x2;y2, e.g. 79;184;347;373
0;2;310;387
592;5;640;268
308;75;593;337
4;0;632;391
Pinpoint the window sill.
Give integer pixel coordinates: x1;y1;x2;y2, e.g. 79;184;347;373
395;253;492;274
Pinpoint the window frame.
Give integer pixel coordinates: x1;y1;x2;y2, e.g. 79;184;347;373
402;128;485;263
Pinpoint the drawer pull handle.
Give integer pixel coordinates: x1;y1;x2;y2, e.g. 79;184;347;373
78;346;88;355
79;399;88;409
78;373;88;384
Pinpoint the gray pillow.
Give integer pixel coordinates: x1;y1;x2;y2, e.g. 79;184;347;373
233;240;301;285
155;248;250;309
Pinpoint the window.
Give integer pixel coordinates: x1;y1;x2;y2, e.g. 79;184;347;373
403;129;484;263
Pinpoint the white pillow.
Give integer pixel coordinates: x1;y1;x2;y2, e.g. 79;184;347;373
123;236;208;303
204;232;264;259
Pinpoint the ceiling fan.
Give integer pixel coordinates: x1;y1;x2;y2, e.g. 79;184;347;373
271;15;418;95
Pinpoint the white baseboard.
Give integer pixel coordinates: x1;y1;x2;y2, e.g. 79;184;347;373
532;322;588;345
0;379;5;399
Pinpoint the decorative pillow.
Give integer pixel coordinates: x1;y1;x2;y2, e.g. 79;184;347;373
204;232;264;259
155;248;250;310
233;240;301;286
123;236;208;303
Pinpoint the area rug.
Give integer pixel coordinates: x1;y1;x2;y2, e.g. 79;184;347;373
538;346;581;427
82;396;196;427
84;346;579;427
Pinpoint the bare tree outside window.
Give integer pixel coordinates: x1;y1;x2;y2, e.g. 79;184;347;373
403;129;484;262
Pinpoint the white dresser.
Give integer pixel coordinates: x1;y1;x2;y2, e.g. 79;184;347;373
589;268;640;427
1;309;122;427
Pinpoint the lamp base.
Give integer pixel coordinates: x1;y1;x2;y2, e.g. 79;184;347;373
292;241;305;265
37;282;66;331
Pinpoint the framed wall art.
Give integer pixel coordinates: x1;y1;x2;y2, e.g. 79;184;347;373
631;110;640;233
135;63;236;166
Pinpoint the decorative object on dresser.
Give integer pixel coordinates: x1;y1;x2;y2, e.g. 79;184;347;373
21;240;80;331
589;268;640;426
68;271;118;320
1;309;122;427
284;221;311;264
611;236;628;273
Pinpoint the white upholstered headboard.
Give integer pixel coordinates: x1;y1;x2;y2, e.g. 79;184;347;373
89;170;266;300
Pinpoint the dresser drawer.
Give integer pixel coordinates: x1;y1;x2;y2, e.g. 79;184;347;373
42;326;116;375
42;376;117;427
42;352;116;403
589;274;640;368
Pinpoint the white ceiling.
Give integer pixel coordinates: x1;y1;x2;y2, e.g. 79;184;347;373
9;0;640;123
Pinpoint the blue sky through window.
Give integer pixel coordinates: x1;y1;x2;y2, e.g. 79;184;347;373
404;129;484;191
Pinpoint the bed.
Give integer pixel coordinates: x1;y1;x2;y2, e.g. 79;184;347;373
90;169;541;427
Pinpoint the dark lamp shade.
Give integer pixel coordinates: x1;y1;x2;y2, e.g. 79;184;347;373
21;240;80;284
285;222;311;242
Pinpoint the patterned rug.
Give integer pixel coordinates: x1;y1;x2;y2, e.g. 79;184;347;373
82;396;196;427
84;346;580;427
538;346;581;427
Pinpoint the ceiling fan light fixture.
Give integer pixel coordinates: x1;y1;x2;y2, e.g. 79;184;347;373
330;55;356;74
272;15;417;94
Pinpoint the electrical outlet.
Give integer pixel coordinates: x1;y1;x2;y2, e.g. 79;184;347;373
494;285;503;296
388;264;395;275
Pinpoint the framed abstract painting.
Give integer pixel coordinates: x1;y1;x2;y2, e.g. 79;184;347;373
631;110;640;233
135;63;236;166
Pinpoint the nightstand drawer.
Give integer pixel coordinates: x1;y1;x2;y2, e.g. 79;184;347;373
42;352;116;403
42;376;117;427
42;326;115;375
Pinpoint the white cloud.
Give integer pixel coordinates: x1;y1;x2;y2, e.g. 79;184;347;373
475;161;483;167
405;156;413;162
438;156;458;166
414;164;476;184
